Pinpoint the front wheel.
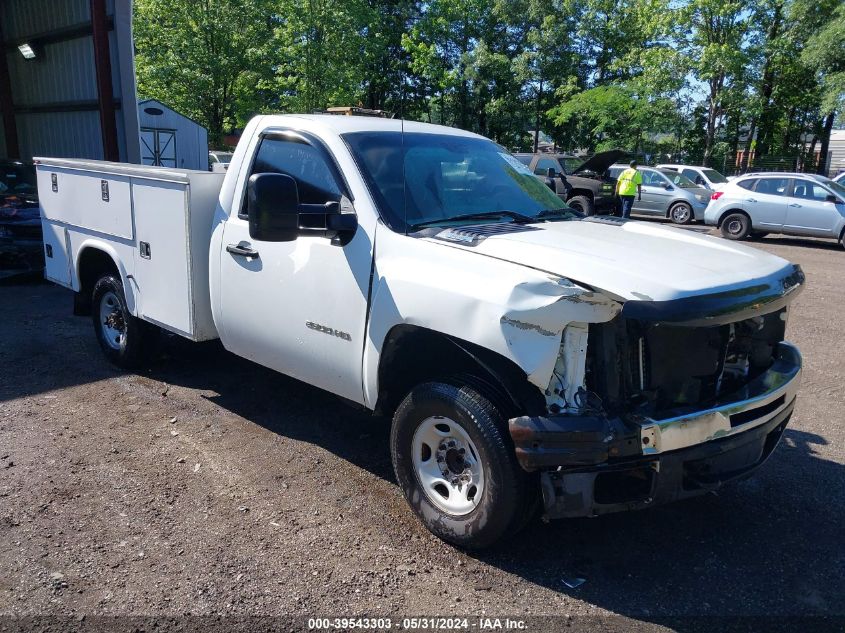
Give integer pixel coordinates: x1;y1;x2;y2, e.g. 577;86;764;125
92;274;157;369
568;195;595;216
390;381;535;549
669;202;693;225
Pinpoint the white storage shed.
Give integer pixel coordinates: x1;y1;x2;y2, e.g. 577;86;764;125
138;99;209;171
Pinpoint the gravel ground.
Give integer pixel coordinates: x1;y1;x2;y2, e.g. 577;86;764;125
1;230;843;631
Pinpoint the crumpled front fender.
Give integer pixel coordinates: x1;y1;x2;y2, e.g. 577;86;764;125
362;229;620;408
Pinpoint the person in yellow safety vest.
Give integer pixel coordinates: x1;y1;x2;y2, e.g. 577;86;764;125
615;159;642;219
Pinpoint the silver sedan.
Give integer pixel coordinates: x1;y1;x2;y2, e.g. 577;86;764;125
608;165;711;224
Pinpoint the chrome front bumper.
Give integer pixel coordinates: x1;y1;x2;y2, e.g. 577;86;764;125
509;342;802;518
638;342;802;454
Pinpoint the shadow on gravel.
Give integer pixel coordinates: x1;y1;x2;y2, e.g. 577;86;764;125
757;236;843;251
147;337;397;484
149;334;844;619
4;281;842;622
471;427;844;620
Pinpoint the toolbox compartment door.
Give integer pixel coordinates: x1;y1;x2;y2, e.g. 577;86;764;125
131;179;194;337
41;220;72;287
38;168;133;240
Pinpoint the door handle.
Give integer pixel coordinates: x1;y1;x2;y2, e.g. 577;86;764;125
226;243;260;258
789;203;802;208
745;198;757;203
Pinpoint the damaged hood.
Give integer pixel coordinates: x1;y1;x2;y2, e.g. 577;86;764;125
429;218;800;305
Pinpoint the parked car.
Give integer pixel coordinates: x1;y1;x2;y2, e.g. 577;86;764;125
208;150;233;172
514;150;625;216
608;165;711;224
0;160;43;278
38;115;804;548
832;172;845;185
656;164;730;191
705;172;845;247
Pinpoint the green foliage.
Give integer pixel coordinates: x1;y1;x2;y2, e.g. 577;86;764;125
134;0;277;146
133;0;843;164
802;1;845;115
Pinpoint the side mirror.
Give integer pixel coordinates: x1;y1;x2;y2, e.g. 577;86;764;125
825;194;841;204
546;167;556;178
247;173;299;242
664;184;674;190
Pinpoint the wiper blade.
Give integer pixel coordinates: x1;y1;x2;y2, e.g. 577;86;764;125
537;207;579;219
410;210;539;230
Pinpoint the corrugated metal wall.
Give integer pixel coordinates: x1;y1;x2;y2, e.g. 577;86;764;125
139;99;209;171
0;0;140;162
828;131;845;176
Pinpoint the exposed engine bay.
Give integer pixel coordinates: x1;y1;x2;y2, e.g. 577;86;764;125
587;307;787;420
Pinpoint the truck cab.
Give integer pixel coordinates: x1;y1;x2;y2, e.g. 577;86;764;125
38;115;804;548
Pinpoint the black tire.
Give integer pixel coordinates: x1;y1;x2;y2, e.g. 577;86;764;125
91;274;157;369
720;212;751;240
390;381;536;549
568;195;595;216
668;201;693;225
839;229;845;250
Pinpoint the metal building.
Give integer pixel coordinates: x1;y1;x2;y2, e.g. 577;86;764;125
0;0;140;163
138;99;208;171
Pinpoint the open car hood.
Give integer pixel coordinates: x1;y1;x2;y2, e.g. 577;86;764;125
572;149;628;176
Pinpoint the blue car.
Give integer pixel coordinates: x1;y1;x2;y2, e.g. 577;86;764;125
0;161;43;279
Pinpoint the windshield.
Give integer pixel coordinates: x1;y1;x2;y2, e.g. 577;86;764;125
0;163;37;196
824;178;845;198
558;157;582;175
702;168;728;184
660;169;697;188
343;132;573;231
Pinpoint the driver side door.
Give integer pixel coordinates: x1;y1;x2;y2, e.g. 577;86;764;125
637;170;669;214
217;131;372;404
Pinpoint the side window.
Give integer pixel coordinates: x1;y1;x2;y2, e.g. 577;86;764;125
534;157;559;176
791;179;830;202
241;136;342;216
754;177;789;197
515;155;532;166
642;170;664;186
738;178;757;191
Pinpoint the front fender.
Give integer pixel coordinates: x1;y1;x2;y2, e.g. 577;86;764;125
362;228;620;409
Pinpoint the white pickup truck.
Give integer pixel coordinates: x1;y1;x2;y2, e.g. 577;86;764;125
37;115;804;548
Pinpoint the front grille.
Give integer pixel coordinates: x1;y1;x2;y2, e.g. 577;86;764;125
587;308;786;419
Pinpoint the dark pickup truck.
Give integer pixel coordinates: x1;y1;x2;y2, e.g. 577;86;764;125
515;150;626;216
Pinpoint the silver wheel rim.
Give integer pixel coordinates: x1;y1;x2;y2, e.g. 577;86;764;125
99;290;126;351
727;218;743;235
672;205;690;223
412;416;485;516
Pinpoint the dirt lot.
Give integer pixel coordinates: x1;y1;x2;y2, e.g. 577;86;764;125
1;231;843;630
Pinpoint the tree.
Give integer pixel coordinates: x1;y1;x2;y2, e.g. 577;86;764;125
134;0;277;146
683;0;750;165
801;1;845;173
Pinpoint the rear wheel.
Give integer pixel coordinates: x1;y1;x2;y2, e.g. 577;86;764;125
720;212;751;240
669;201;693;225
390;381;535;549
568;195;595;216
92;274;157;369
